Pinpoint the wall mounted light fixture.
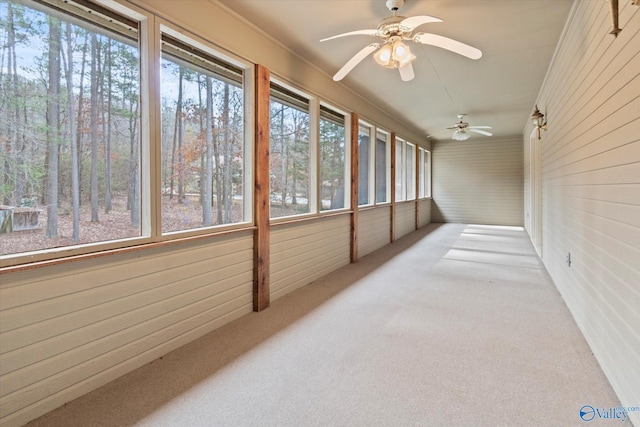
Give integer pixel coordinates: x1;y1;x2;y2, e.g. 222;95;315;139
531;105;547;140
608;0;622;37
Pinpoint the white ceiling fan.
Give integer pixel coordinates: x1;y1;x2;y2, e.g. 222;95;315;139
320;0;482;82
444;114;493;140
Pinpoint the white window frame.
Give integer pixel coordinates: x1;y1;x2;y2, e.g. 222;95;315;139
318;101;350;212
269;77;317;220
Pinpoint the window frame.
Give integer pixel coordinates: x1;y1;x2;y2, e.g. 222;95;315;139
158;24;254;236
268;77;317;221
357;120;375;207
0;2;256;268
318;101;350;212
375;129;392;205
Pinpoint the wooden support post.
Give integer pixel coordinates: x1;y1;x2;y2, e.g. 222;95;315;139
350;112;359;263
254;64;270;312
390;132;396;243
416;146;421;230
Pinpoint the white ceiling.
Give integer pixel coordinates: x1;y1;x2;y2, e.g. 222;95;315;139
218;0;573;142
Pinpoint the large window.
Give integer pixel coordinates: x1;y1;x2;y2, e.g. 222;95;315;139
375;130;390;204
406;142;416;200
395;138;405;201
357;123;372;206
0;0;142;257
419;148;432;198
269;82;311;218
319;105;347;211
160;34;245;233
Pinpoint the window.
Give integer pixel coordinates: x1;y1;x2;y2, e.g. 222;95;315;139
395;138;405;201
269;82;311;218
0;0;142;258
375;130;390;204
357;123;373;206
406;142;416;200
419;148;432;198
319;105;347;211
160;33;246;233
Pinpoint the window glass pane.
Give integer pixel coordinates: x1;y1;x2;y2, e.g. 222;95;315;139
319;106;345;211
418;149;425;198
375;131;388;204
406;143;416;200
160;35;245;232
270;83;310;218
357;125;371;206
425;150;432;198
395;139;404;201
1;1;141;257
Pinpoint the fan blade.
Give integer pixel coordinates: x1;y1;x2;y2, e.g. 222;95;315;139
413;33;482;59
470;129;493;136
469;126;492;129
320;29;378;42
398;61;415;81
333;43;380;81
400;15;442;30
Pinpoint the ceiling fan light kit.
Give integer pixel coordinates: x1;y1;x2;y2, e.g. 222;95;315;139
445;114;493;141
320;0;482;81
452;130;470;141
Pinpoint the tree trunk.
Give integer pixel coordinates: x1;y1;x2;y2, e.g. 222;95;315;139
222;82;232;223
90;33;99;222
104;39;112;213
75;32;88;207
65;22;80;240
169;67;183;200
46;16;62;238
203;76;213;226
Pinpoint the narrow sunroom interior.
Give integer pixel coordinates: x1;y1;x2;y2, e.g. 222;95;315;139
0;0;638;426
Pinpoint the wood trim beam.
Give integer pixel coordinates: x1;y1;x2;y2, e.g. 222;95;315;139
390;132;396;243
253;64;270;311
350;112;359;263
416;146;421;230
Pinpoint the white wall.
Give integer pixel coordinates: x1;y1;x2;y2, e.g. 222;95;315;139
431;137;524;225
358;206;391;257
524;1;639;424
395;202;416;239
0;232;255;426
271;215;351;300
418;199;431;228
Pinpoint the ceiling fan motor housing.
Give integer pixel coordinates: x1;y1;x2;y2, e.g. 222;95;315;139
386;0;404;12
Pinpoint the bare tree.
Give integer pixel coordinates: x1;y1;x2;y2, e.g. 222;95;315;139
45;16;62;238
65;22;80;240
203;76;213;225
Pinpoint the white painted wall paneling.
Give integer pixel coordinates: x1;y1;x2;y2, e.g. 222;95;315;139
431;137;524;226
357;206;392;257
0;232;254;426
395;202;417;239
524;1;640;423
270;215;351;300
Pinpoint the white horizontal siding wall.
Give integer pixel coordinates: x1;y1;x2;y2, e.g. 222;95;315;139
431;137;524;225
418;199;431;228
358;206;391;257
526;1;639;424
0;231;254;426
270;215;351;300
395;202;416;239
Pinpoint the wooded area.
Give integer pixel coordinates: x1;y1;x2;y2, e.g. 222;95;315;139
0;0;349;257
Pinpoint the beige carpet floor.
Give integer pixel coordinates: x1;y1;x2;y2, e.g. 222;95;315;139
28;223;625;426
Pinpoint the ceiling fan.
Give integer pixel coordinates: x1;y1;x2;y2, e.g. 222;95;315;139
445;114;493;140
320;0;482;82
